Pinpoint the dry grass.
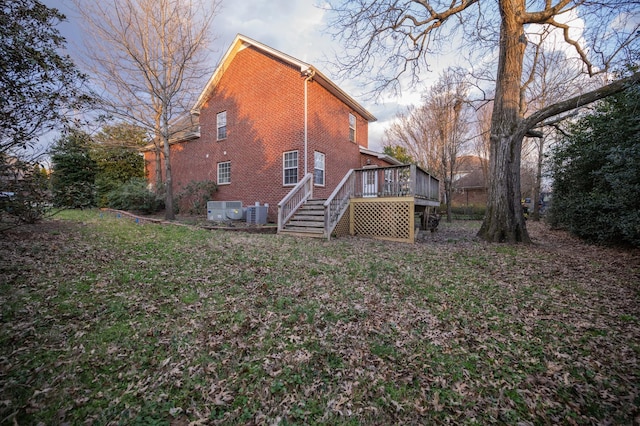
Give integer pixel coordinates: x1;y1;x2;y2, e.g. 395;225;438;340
1;210;638;425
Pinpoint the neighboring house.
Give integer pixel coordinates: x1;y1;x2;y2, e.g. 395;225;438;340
0;155;27;185
144;34;399;221
451;155;488;207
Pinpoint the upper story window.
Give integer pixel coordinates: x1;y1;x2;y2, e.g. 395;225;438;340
217;161;231;184
217;111;227;140
283;151;298;186
314;151;325;186
349;113;356;143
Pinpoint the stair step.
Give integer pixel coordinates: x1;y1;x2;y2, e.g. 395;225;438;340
295;209;324;215
297;205;324;212
291;214;324;221
305;199;326;205
281;226;324;234
279;230;325;239
286;220;324;228
279;199;328;238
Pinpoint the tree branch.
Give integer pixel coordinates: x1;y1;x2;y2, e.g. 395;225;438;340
522;72;640;131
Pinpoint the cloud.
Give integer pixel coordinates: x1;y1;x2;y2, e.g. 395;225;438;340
44;0;413;153
215;0;329;63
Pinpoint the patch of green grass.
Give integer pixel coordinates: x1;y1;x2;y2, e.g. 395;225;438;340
1;210;638;425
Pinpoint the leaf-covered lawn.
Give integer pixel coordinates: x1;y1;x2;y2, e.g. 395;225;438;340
1;210;638;425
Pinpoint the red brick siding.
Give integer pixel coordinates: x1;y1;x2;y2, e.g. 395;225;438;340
148;45;373;221
451;188;487;207
359;153;395;168
306;78;369;199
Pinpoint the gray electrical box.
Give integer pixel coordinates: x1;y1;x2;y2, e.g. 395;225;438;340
246;205;268;224
207;201;244;221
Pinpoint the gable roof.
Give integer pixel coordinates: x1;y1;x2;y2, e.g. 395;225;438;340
192;34;376;122
359;146;403;166
453;155;488;189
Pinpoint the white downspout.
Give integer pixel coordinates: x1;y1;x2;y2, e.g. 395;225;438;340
303;68;315;176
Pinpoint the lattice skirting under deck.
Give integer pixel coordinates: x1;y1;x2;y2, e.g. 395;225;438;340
350;198;415;243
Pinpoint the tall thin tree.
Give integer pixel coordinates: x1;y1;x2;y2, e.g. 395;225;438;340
385;69;470;222
75;0;220;220
427;71;470;222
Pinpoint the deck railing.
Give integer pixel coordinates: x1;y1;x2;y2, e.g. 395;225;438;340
277;173;313;232
279;165;439;238
353;164;440;202
323;169;356;238
412;164;441;202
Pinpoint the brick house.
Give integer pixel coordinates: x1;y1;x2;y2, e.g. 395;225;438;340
144;34;400;222
451;155;488;207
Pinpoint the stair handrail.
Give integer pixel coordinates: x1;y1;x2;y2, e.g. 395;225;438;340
323;169;355;239
277;173;314;232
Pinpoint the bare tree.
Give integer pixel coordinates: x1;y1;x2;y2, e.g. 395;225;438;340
472;102;491;189
385;69;470;222
75;0;220;220
426;71;470;222
385;106;431;170
519;29;587;220
326;0;639;242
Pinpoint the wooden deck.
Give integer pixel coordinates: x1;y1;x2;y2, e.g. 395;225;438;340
278;165;440;242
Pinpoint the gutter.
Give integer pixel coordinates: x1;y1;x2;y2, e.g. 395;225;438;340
303;68;315;175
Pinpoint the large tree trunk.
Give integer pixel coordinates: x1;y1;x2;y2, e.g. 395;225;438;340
154;114;163;191
479;131;529;242
478;0;531;243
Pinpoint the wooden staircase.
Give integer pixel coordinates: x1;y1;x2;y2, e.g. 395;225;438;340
279;199;326;238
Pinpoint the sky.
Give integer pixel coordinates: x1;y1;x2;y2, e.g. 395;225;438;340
45;0;440;152
43;0;636;154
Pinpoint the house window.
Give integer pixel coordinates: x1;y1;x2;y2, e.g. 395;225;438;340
283;151;298;186
349;113;356;143
314;151;325;186
217;161;231;184
217;111;227;140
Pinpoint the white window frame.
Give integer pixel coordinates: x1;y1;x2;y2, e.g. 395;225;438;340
314;151;325;187
283;151;299;186
349;113;356;143
217;111;227;140
217;161;231;185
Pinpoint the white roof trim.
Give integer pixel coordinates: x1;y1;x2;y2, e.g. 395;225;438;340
359;146;404;165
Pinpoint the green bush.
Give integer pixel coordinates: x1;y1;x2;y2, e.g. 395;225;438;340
52;182;96;209
450;205;486;220
95;176;121;208
176;180;218;215
106;178;163;214
0;162;51;226
50;129;97;209
549;85;640;247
